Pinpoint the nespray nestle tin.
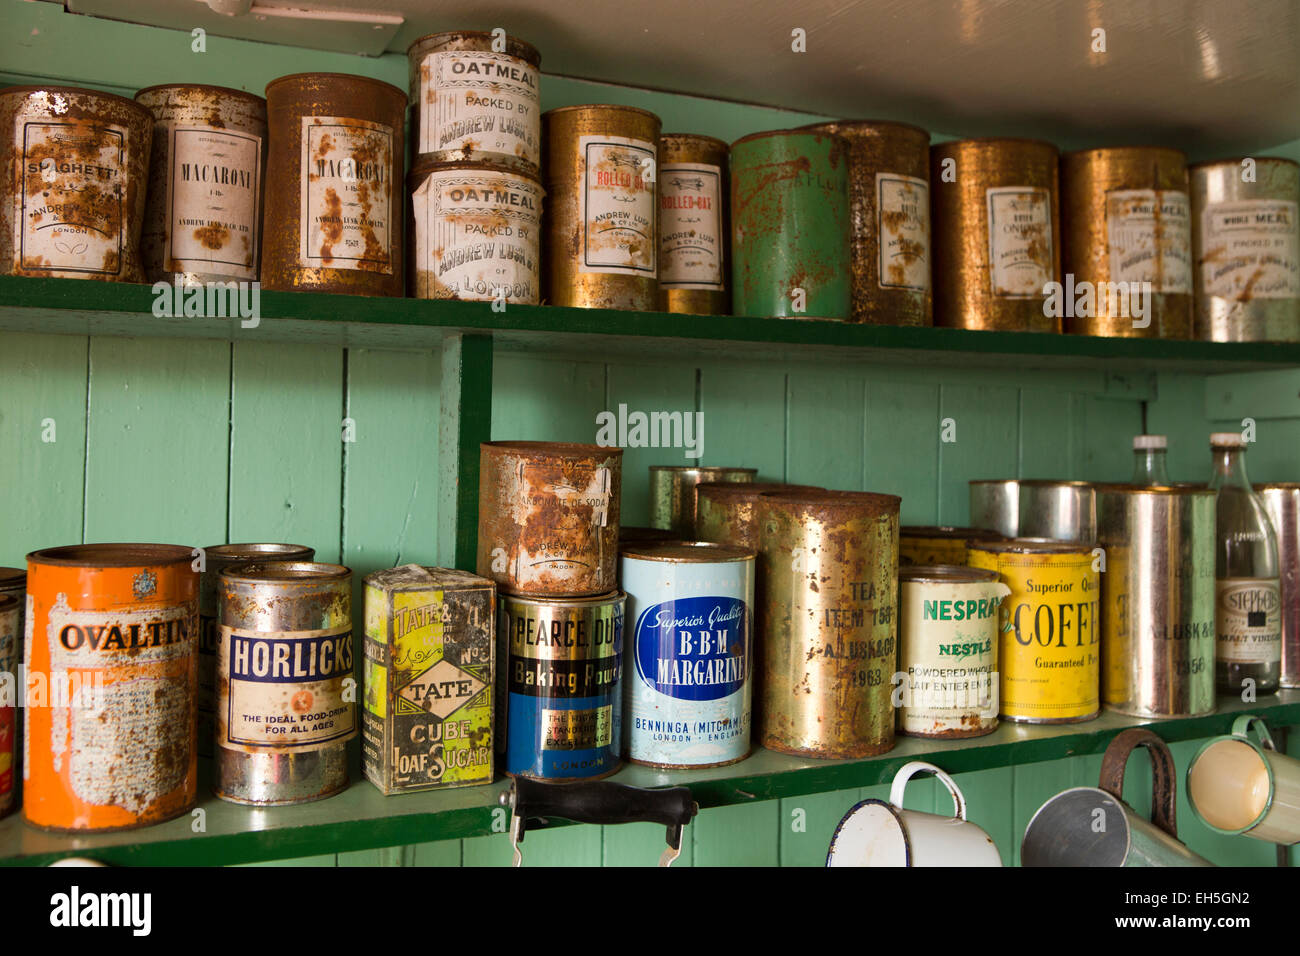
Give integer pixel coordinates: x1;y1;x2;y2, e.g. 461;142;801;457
897;566;1008;738
499;590;625;780
900;526;1006;566
23;544;197;832
969;538;1100;723
0;593;19;819
621;542;755;768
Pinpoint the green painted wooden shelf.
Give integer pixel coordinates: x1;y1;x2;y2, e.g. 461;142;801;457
1;275;1299;371
2;691;1296;866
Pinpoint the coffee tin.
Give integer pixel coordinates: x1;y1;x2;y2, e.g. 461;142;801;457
900;526;1006;566
658;133;729;315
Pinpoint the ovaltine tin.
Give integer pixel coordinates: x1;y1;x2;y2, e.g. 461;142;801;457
1060;147;1191;338
408;160;542;303
649;466;757;537
801;120;932;326
969;479;1020;538
499;590;625;780
696;482;823;549
900;526;1007;566
931;139;1061;332
407;31;541;173
197;544;314;759
658;133;729;315
0;594;18;819
730;129;851;319
1257;484;1300;687
621;542;755;768
969;539;1100;723
216;562;355;805
134;84;268;284
261;73;404;296
542;105;660;310
758;490;900;758
1017;479;1097;544
897;566;1009;738
1191;157;1300;342
478;441;622;597
0;86;153;280
1096;485;1216;717
23;544;197;832
362;565;494;794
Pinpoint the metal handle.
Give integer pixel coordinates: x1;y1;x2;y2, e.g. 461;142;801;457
1099;728;1178;838
889;760;967;821
1231;713;1277;751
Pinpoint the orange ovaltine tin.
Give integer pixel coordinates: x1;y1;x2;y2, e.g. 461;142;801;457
23;543;198;832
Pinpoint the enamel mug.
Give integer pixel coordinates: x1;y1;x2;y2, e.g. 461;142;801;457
826;761;1003;866
1188;715;1300;845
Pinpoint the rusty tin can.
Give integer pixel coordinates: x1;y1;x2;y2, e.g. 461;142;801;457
695;481;823;550
1097;484;1216;717
0;593;18;819
649;465;757;536
900;526;1007;566
0;86;152;281
216;561;355;805
1018;479;1097;544
499;590;625;780
801;120;932;325
1191;157;1300;342
363;565;495;794
478;441;622;597
658;133;729;315
931;138;1061;331
969;538;1100;723
542;104;660;310
1257;484;1300;688
261;72;404;295
757;490;900;758
407;31;541;173
134;84;267;284
23;544;197;832
897;565;1009;738
1060;147;1191;338
198;544;314;759
730;128;852;319
970;479;1021;537
407;160;542;303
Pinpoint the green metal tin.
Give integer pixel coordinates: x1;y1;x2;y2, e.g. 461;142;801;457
729;129;851;320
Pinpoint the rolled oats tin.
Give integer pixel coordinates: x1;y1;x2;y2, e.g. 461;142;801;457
658;133;729;315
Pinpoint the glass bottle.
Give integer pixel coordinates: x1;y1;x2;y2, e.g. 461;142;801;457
1208;433;1281;694
1131;435;1170;485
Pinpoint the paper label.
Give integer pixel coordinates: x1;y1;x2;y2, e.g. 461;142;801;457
299;116;393;273
986;186;1053;297
167;125;261;277
578;134;656;276
1106;188;1191;292
1216;578;1282;663
1201;199;1300;300
877;172;929;291
418;50;540;165
659;162;724;290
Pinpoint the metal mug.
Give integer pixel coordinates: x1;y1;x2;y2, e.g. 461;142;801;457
826;761;1003;867
1022;728;1212;866
1187;715;1300;845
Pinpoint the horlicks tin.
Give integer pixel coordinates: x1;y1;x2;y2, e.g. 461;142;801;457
621;542;755;768
499;590;625;780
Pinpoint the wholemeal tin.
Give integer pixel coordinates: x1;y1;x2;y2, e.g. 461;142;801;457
621;542;755;768
363;565;495;794
658;133;729;315
649;465;757;537
23;544;197;831
899;526;1007;566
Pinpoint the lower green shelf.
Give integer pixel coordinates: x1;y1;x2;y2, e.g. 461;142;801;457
2;690;1296;866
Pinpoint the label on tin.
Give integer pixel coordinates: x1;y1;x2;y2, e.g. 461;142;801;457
1201;200;1300;300
659;162;724;290
411;167;542;303
1105;188;1191;293
542;705;612;749
508;463;613;591
298;116;393;273
877;172;929;291
16;120;128;275
166;125;261;278
986;187;1053;297
578;134;656;277
418;50;540;167
1215;578;1282;663
218;624;357;753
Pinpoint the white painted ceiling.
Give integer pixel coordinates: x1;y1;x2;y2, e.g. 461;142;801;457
64;0;1300;151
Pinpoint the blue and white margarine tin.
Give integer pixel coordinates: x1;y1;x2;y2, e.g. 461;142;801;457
621;541;755;768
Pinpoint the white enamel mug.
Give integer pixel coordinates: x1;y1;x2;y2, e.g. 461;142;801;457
1188;715;1300;846
826;761;1003;867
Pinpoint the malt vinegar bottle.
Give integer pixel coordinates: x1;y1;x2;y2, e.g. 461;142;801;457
1131;435;1170;485
1208;432;1281;694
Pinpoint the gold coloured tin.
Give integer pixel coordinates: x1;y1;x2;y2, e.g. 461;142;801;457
657;133;729;315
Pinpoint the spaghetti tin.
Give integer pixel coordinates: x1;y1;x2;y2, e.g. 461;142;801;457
695;481;824;549
261;72;405;296
621;542;755;768
215;561;355;805
134;84;267;284
658;133;729;315
477;441;622;598
499;590;625;780
649;465;757;537
900;526;1007;566
0;594;18;819
896;565;1008;738
0;86;153;281
363;565;495;794
23;544;197;832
